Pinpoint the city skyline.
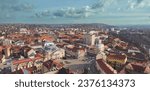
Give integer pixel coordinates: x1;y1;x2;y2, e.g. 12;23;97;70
0;0;150;25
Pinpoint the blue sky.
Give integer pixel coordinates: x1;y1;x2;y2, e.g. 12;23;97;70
0;0;150;25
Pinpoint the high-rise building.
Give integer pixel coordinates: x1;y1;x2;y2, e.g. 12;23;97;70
83;34;96;46
95;38;105;52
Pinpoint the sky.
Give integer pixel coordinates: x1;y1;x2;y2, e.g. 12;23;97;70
0;0;150;25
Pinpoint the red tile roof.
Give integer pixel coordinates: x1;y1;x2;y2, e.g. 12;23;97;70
13;58;33;65
107;54;127;64
53;60;64;68
130;64;145;72
35;53;43;58
96;59;117;74
107;54;126;60
120;61;150;74
40;35;54;42
119;68;127;74
66;45;86;52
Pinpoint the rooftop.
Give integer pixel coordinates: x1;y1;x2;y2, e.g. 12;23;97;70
96;59;117;74
13;58;33;65
107;54;127;64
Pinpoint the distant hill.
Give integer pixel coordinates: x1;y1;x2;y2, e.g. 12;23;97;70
0;23;116;29
36;23;115;29
118;25;150;30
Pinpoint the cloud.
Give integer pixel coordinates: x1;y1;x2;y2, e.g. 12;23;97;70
34;0;106;19
0;0;34;12
91;0;105;9
0;0;34;19
11;4;34;12
128;0;150;9
35;10;51;18
35;7;93;19
1;0;150;23
52;6;94;18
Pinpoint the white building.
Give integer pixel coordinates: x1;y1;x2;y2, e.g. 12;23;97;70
20;28;30;34
44;42;65;60
65;45;86;59
83;34;96;46
2;39;12;46
95;38;105;52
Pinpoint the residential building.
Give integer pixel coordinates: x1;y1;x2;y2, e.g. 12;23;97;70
65;45;86;59
2;39;12;46
83;34;96;46
96;59;117;74
107;54;127;70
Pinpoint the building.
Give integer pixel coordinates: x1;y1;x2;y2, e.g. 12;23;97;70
4;46;11;58
2;39;12;46
21;46;36;58
11;57;43;73
43;60;64;73
128;47;140;53
44;42;65;60
83;34;96;46
96;52;107;61
87;47;99;56
120;62;150;74
95;38;105;52
12;66;38;74
96;59;117;74
65;45;86;59
107;54;127;64
14;40;25;46
20;28;29;34
11;46;22;59
107;54;127;70
51;48;65;59
0;46;3;63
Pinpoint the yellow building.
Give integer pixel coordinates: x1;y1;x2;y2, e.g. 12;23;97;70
107;54;127;64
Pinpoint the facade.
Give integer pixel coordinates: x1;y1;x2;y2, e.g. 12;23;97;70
107;54;127;64
45;48;65;60
11;57;43;73
51;49;65;59
2;39;12;46
107;54;127;70
95;38;105;52
83;34;96;46
65;45;86;59
44;42;65;60
43;60;63;73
